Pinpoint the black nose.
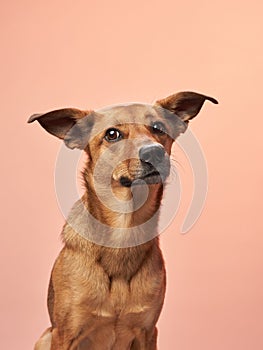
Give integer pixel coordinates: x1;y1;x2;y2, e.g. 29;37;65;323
139;144;165;164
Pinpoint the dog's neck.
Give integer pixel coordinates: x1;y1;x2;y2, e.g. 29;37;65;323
62;175;164;278
62;172;164;248
83;174;163;229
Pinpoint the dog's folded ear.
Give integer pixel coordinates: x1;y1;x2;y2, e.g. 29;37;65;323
156;91;218;123
28;108;95;149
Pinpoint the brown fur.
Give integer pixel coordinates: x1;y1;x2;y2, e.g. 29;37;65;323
29;91;217;350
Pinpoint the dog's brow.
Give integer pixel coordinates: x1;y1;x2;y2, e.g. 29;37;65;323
109;117;130;125
144;113;157;121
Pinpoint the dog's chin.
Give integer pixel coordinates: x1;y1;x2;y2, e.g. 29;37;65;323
119;172;165;187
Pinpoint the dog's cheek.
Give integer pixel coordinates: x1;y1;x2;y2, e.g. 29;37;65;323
160;138;173;156
83;146;94;166
86;141;103;162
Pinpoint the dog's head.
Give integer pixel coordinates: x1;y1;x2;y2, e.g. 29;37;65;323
28;92;217;189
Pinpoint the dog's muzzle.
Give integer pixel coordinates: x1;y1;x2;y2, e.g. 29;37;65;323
120;144;170;187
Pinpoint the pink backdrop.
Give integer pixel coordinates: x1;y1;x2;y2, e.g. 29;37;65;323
1;1;263;349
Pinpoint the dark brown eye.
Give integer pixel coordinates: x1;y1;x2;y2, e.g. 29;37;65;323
104;128;122;142
151;122;166;135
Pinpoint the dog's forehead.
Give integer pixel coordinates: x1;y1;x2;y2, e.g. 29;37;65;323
96;103;159;124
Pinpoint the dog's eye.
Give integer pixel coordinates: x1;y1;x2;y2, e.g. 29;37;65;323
151;122;166;135
104;128;123;142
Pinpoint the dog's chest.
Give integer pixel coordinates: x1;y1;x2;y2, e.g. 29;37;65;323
91;276;157;327
98;249;144;280
86;245;164;324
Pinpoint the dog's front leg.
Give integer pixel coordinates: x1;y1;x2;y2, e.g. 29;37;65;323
131;327;157;350
50;327;71;350
146;327;158;350
50;326;92;350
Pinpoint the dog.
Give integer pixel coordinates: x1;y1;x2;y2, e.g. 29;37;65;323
28;91;217;350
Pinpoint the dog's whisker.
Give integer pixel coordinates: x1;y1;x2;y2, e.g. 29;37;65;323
171;156;187;175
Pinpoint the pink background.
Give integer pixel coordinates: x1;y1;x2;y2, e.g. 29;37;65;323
1;1;263;349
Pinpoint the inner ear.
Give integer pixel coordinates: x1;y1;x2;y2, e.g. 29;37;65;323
64;115;95;149
156;91;218;122
28;108;95;149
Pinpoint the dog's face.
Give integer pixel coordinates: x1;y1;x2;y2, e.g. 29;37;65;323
83;103;185;188
28;92;217;190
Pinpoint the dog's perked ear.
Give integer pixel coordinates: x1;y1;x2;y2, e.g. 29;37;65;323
27;108;95;149
156;91;218;123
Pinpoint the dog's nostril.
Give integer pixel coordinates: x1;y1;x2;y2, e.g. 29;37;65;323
139;144;165;164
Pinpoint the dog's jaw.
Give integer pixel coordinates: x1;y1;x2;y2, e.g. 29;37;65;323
114;158;171;188
119;172;166;187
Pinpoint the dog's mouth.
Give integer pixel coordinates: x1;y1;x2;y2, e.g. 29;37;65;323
112;156;171;188
119;170;164;187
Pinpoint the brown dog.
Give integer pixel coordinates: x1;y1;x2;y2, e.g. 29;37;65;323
29;92;217;350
